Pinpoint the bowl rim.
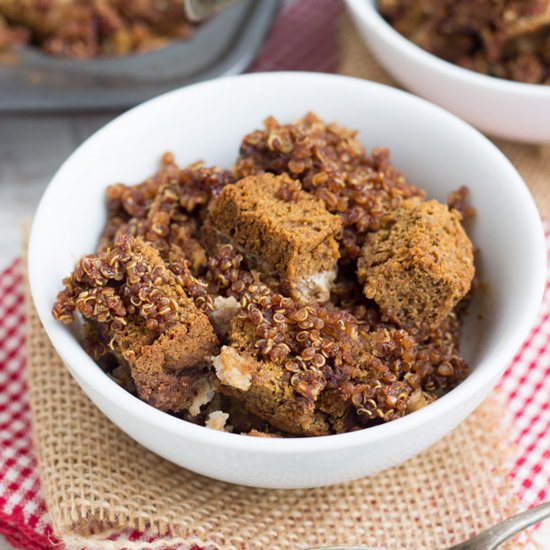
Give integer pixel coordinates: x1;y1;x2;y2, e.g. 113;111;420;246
345;0;550;98
29;71;547;455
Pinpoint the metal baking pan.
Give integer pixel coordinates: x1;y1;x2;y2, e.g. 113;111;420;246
0;0;281;111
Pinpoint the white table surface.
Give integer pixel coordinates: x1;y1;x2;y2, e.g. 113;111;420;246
0;113;548;549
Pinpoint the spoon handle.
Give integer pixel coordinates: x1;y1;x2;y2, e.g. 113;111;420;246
448;501;550;550
183;0;241;22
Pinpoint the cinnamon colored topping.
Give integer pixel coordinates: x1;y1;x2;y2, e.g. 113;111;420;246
203;173;342;302
379;0;550;85
53;112;476;436
235;113;425;261
98;158;234;273
357;199;475;332
53;234;219;412
0;0;195;58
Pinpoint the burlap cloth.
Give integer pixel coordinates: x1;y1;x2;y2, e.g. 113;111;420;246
24;13;550;550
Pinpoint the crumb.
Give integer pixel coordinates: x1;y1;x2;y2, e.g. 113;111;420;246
210;296;240;338
293;269;337;303
205;410;229;431
243;429;279;438
212;346;253;392
188;377;217;417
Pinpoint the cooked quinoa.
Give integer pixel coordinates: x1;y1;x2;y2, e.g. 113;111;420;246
379;0;550;85
0;0;194;58
53;113;476;437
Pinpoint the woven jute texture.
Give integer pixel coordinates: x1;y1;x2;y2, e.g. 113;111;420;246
26;284;520;550
339;14;550;216
23;16;542;550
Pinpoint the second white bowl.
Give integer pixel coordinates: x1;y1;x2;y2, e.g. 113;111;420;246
346;0;550;143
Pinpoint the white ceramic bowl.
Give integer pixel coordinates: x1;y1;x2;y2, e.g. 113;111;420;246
29;72;546;489
346;0;550;144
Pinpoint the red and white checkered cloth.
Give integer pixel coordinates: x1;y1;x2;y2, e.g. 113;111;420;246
500;226;550;505
0;260;53;549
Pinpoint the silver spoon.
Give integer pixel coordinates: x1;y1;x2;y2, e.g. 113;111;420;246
183;0;242;22
307;500;550;550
